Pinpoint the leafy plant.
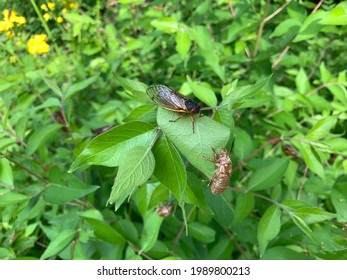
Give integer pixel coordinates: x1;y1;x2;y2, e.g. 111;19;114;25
1;0;347;260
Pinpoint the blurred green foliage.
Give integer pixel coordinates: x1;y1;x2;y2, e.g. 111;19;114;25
0;0;347;260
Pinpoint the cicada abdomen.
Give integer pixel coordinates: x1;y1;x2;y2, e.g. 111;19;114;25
204;148;232;194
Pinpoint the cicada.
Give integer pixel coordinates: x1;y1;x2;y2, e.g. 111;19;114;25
146;85;201;133
204;148;232;194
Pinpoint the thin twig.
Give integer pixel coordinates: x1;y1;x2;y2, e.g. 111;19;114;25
297;165;309;200
306;81;347;97
1;153;49;185
307;39;332;80
272;45;290;69
253;0;271;58
228;0;236;19
311;0;323;14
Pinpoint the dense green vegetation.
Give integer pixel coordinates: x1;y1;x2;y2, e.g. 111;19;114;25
0;0;347;260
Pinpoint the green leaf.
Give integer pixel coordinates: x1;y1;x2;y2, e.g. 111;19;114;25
247;157;290;191
26;124;63;156
175;30;191;59
152;136;186;201
283;200;336;224
186;76;217;106
151;18;179;33
199;49;225;81
257;205;281;257
331;175;347;222
291;214;314;240
321;6;347;25
293;11;324;42
300;144;325;179
114;75;149;102
306;116;337;140
233;127;253;160
43;176;99;204
65;75;99;100
209;238;233;260
0;158;13;187
270;19;300;38
0;138;17;152
188;221;216;243
108;146;155;211
69;121;156;172
123;104;157;123
224;75;272;108
295;67;310;94
84;218;125;245
140;211;163;252
233;193;254;225
189;26;213;50
43;78;63;97
157;107;230;178
40;229;76;259
0;191;29;207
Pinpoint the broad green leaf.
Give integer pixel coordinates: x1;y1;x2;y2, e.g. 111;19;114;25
319;62;332;83
175;30;191;59
147;185;170;209
224;75;272;108
257;205;281;257
247;157;290;191
157;107;230;178
306;116;337;140
114;219;139;245
293;11;324;42
185;172;211;211
114;75;148;102
189;26;213;50
26;124;63;156
233;127;253;160
0;191;29;207
300;144;325;179
188;221;216;243
295;67;310;94
150;18;179;33
209;238;233;260
186;76;217;106
205;190;234;227
327;84;347;106
43;78;63;97
152;136;186;201
233;193;254;225
140;211;164;252
270;19;300;38
108;146;155;211
199;49;225;81
291;215;314;240
123;104;157;123
69;121;155;172
0;138;17;152
331;176;347;222
261;246;313;260
33;97;61;111
0;158;13;187
84;218;125;244
40;229;76;259
65;75;99;100
321;5;347;25
283;200;336;224
43;179;99;205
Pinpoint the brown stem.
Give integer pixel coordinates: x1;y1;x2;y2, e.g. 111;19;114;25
228;0;236;19
1;153;49;185
297;165;309;200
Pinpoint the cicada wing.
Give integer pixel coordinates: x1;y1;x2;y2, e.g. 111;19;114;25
146;85;185;111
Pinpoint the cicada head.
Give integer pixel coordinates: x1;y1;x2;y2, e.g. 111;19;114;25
184;98;201;113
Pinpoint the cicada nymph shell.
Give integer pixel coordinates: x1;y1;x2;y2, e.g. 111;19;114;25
204;148;232;194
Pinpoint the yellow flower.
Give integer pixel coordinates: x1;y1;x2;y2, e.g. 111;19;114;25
0;20;14;32
12;16;26;25
62;8;67;14
9;56;16;63
43;13;51;21
48;3;56;10
40;4;48;11
57;16;63;23
27;34;50;55
69;3;78;8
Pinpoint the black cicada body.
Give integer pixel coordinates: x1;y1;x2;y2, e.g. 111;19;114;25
146;85;201;133
204;148;232;194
